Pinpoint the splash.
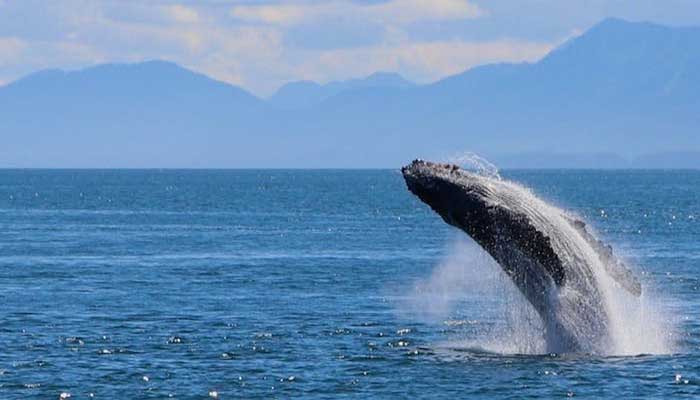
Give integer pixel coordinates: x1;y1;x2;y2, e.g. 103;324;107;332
446;151;501;180
406;236;676;356
402;156;677;356
405;236;547;354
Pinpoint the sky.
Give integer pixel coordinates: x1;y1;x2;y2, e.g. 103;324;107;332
1;0;700;96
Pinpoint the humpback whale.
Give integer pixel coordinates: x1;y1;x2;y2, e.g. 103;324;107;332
402;160;641;353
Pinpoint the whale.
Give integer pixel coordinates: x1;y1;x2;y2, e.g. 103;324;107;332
402;159;641;353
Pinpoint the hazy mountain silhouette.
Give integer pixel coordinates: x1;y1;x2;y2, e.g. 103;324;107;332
269;72;415;109
0;61;283;167
2;18;699;167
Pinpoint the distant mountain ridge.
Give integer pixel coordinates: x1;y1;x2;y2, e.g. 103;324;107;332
1;18;699;168
269;72;415;109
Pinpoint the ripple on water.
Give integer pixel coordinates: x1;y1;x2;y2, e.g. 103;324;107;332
0;170;697;399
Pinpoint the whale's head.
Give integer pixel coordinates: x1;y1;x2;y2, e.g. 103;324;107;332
401;159;496;238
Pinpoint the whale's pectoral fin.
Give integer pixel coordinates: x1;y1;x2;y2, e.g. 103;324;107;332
567;217;642;297
603;258;642;297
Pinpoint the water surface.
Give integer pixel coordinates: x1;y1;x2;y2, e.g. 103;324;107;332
0;170;698;398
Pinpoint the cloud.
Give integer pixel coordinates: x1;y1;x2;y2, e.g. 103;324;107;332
296;38;554;85
231;4;309;25
0;37;25;53
230;0;485;26
371;0;486;24
164;5;200;24
0;1;558;96
0;37;27;66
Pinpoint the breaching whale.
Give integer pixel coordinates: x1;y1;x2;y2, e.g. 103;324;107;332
402;159;641;353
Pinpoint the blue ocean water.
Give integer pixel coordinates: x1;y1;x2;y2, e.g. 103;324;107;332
0;169;698;399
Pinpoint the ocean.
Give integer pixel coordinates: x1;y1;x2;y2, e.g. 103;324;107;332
0;169;698;399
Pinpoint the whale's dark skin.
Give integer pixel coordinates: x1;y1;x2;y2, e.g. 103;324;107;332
402;159;641;353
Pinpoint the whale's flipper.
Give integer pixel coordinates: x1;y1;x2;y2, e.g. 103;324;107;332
567;218;642;297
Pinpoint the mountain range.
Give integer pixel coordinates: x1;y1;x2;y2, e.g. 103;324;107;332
269;72;415;110
1;18;699;168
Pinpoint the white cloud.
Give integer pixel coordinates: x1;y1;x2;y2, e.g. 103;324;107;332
230;0;484;26
295;39;553;86
0;37;26;54
231;4;309;25
164;5;200;24
371;0;485;24
0;37;27;67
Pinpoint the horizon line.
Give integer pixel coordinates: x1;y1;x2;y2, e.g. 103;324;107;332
2;167;700;171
